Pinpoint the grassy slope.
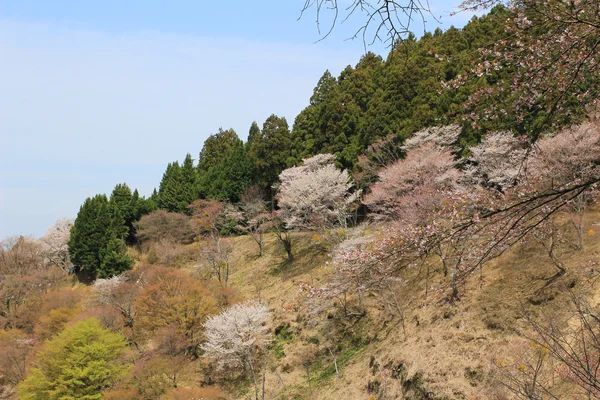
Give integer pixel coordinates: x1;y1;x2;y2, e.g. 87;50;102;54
179;207;600;399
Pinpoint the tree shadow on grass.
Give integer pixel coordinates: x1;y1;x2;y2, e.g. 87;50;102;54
269;235;330;279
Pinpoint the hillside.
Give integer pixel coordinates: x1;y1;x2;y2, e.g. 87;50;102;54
3;125;600;399
187;206;600;399
3;2;600;398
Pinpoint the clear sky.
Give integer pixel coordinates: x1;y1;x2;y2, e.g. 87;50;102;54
0;1;476;239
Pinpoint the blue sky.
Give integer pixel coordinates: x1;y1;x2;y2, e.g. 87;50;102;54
0;1;476;238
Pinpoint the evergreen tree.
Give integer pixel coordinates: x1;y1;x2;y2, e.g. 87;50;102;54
292;58;383;168
249;114;294;193
197;128;251;202
68;195;111;276
180;153;198;206
69;194;133;278
133;188;158;220
157;157;196;213
247;121;261;150
150;188;159;203
197;128;240;172
99;233;133;278
288;11;518;170
158;161;182;212
215;141;254;202
109;183;135;243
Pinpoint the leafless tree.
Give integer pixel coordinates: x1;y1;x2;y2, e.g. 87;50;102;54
300;0;436;47
494;291;600;399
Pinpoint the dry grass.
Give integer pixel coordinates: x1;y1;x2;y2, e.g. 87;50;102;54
142;207;600;399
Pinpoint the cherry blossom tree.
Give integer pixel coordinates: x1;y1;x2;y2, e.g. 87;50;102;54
238;185;269;257
363;142;462;224
455;0;600;129
92;275;138;329
456;122;600;269
400;124;462;152
323;122;600;314
355;133;405;186
39;218;74;272
355;125;461;188
463;131;529;191
201;302;271;400
277;154;361;233
524;122;600;249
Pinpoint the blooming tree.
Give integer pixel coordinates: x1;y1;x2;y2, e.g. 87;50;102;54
201;302;271;400
277;154;361;232
401;124;462;152
364;142;462;224
39;217;74;272
91;275;139;328
460;122;600;262
238;185;269;257
456;0;600;129
355;134;405;186
463;131;529;191
524;123;600;248
92;275;127;305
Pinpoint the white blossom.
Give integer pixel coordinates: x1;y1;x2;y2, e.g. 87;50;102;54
401;124;462;152
91;275;127;305
463;131;529;191
201;302;271;370
39;217;74;271
277;154;361;231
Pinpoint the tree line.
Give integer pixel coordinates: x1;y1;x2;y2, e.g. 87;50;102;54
68;4;593;279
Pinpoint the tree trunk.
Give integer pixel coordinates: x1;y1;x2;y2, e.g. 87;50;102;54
450;272;460;303
284;241;294;262
385;278;407;341
247;357;260;400
261;368;266;400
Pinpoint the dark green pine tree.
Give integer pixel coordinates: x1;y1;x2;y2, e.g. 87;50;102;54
292;56;384;168
98;233;132;278
197;128;244;200
109;183;135;243
68;195;107;275
69;194;132;278
68;196;96;274
180;153;198;209
214;140;254;202
158;161;183;212
130;188;141;220
158;155;199;213
132;188;158;221
148;188;159;210
197;128;240;172
247;121;261;150
292;70;338;160
249;114;294;194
